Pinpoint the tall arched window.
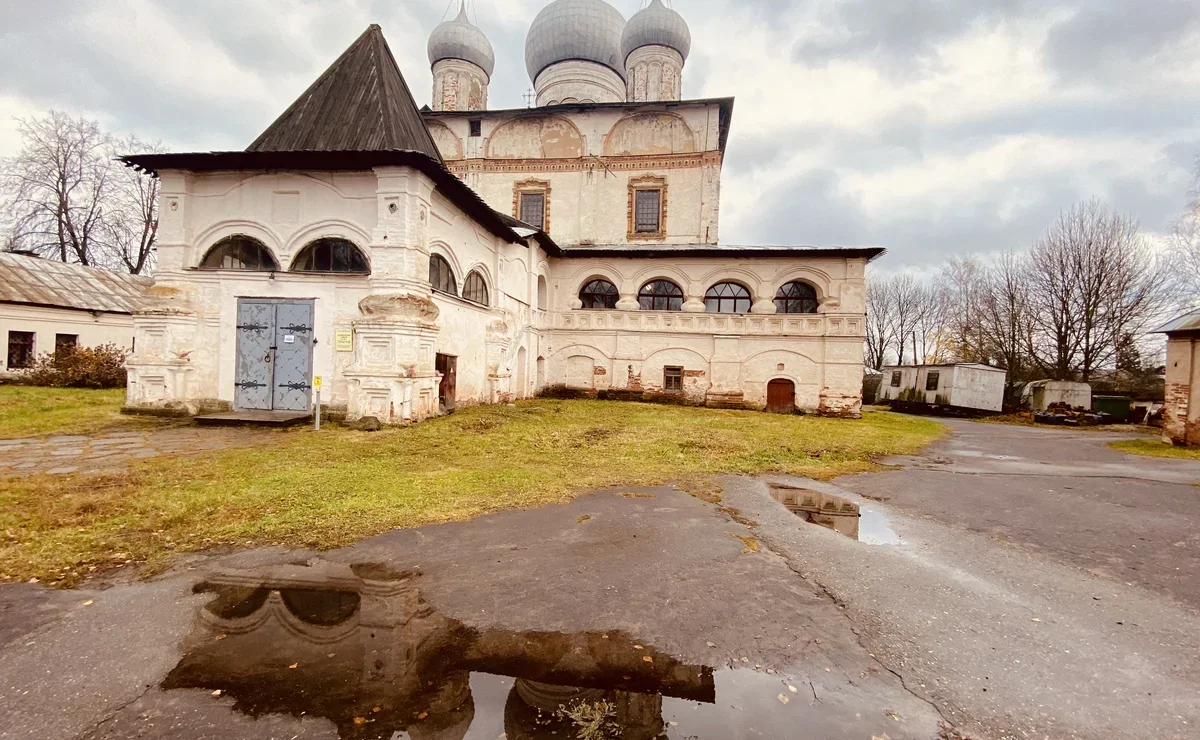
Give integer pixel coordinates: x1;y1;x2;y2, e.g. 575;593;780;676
462;270;489;306
429;254;456;294
200;235;278;270
638;279;684;311
774;281;819;314
290;238;369;273
704;282;752;313
579;279;618;309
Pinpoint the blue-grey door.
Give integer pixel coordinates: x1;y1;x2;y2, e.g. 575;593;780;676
235;301;275;410
271;301;315;411
234;299;314;412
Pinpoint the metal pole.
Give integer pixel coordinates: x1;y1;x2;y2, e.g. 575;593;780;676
314;388;321;431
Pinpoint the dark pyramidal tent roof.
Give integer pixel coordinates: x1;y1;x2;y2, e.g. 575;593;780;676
247;24;442;160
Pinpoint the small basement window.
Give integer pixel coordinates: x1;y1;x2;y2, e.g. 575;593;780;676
926;371;940;391
7;331;34;369
664;366;683;393
890;371;901;387
469;118;482;137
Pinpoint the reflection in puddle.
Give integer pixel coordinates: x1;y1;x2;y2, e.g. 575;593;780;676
164;561;864;739
769;486;900;545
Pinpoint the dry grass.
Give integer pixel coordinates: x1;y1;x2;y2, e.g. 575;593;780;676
1109;437;1200;460
0;386;173;439
0;399;943;585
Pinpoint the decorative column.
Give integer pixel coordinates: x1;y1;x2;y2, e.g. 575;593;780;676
343;167;443;423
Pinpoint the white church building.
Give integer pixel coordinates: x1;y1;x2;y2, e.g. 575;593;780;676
121;0;882;424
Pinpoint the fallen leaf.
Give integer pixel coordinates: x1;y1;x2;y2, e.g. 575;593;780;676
327;652;336;657
211;690;222;697
417;712;429;720
642;656;653;663
82;600;94;606
872;735;892;740
633;644;643;649
787;685;798;693
353;717;366;726
740;657;749;662
372;706;381;713
777;693;789;705
214;634;227;641
288;663;299;669
885;711;901;721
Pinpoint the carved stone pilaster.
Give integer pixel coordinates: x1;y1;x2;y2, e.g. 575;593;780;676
344;293;441;424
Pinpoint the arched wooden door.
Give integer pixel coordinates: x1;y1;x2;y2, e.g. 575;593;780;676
766;378;796;414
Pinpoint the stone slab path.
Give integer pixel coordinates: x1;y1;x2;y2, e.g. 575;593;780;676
0;426;280;477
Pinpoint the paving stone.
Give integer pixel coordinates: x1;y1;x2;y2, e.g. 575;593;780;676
47;435;90;443
49;448;84;457
45;466;78;474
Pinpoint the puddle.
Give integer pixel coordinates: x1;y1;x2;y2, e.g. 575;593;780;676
769;486;900;545
163;561;902;738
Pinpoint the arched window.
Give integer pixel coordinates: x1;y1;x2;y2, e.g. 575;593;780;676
704;282;752;313
462;270;489;306
199;235;278;270
429;254;456;294
290;237;369;273
579;279;618;309
774;281;819;314
637;279;684;311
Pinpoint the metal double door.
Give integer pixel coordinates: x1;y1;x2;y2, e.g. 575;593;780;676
234;299;315;412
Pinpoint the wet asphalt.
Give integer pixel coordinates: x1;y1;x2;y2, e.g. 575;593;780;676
1;418;1198;739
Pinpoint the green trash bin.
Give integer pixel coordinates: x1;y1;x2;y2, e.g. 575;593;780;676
1092;395;1132;423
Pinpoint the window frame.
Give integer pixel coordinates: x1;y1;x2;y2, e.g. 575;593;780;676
627;175;667;241
468;118;482;137
462;270;489;306
428;254;457;295
290;237;370;274
663;366;683;393
55;334;79;357
773;281;819;314
925;371;940;391
890;371;901;387
199;235;279;271
704;282;753;314
7;330;35;370
513;179;550;233
519;191;546;230
579;278;619;309
637;279;684;311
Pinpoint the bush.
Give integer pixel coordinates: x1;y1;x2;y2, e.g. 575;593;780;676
23;343;128;388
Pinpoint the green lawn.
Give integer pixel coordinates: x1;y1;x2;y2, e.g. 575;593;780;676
1109;437;1200;460
0;386;172;439
0;398;943;585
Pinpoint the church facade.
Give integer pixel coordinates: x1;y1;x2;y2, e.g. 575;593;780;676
121;0;882;424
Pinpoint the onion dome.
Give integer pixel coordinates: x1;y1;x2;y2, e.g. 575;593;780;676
524;0;627;83
621;0;691;64
428;2;495;78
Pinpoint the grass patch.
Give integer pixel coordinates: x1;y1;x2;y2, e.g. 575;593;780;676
0;399;943;585
0;386;172;439
1109;438;1200;460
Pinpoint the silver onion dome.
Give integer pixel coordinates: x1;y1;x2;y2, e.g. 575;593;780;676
428;3;495;78
621;0;691;64
524;0;627;83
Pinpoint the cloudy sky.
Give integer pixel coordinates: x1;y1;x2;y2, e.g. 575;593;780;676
2;0;1198;269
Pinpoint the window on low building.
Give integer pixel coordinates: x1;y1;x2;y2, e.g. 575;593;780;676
519;192;545;230
774;281;819;314
7;331;34;369
199;235;279;270
291;238;370;273
704;282;752;313
55;334;78;357
638;279;683;311
462;270;489;306
891;370;901;387
429;254;457;294
579;279;619;309
664;366;683;393
926;372;940;391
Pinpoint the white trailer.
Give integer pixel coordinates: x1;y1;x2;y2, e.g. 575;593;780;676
878;363;1007;413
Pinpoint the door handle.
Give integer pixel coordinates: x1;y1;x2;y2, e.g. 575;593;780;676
264;350;273;363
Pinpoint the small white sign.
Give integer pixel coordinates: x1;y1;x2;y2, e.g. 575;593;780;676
283;335;295;344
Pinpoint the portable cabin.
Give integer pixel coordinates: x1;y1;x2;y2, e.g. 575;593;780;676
878;363;1006;413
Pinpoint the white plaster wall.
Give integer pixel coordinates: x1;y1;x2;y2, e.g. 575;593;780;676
0;304;135;373
625;46;683;102
534;60;626;105
431;58;488;112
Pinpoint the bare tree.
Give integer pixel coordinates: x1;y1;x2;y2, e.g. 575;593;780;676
886;273;926;365
937;255;987;362
1027;200;1171;380
865;276;893;370
978;250;1032;379
912;282;951;364
1;111;161;274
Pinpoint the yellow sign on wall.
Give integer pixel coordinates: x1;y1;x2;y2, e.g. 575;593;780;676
313;375;323;390
334;329;353;352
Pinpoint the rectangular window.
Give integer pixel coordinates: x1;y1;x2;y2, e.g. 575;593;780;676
634;189;662;233
664;366;683;392
925;371;940;391
890;371;901;387
55;334;78;356
468;118;482;137
519;192;545;230
7;331;34;369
